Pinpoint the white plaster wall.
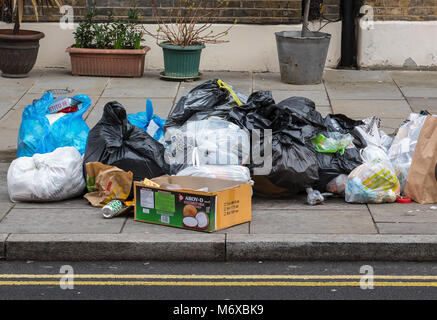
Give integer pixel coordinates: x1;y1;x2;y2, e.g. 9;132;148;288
0;21;342;71
357;21;437;69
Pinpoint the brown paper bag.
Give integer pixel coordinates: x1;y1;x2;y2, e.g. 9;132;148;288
404;116;437;204
84;162;133;207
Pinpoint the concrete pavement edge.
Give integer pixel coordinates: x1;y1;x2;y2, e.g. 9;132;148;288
4;233;437;261
226;234;437;261
5;233;226;261
0;234;7;259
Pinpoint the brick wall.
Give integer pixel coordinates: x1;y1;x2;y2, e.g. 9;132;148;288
19;0;341;24
7;0;437;24
357;0;437;21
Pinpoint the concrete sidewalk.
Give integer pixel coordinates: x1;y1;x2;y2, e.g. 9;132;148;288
0;68;437;261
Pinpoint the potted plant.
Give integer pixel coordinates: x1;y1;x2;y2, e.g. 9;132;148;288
275;0;331;84
0;0;61;78
146;0;235;80
66;6;150;77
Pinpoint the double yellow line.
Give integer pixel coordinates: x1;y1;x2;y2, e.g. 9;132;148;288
0;274;437;287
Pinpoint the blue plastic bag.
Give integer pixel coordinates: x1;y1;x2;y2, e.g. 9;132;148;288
17;92;92;157
127;99;166;143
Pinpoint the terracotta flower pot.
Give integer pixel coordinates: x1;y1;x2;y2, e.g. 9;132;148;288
66;46;151;77
0;29;45;78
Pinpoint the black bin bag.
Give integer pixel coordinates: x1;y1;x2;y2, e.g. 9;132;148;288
227;92;322;195
315;148;363;190
83;101;169;182
165;79;247;129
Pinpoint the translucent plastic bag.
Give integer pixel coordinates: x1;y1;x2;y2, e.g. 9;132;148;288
387;113;427;192
354;116;394;152
7;147;86;202
312;132;354;155
17;92;92;157
165;118;250;174
127;99;166;144
326;174;348;195
176;164;251;183
345;146;400;203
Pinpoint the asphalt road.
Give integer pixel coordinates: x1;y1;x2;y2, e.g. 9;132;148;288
1;260;437;302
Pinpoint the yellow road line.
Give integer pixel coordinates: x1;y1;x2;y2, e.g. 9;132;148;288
1;274;437;280
2;280;437;287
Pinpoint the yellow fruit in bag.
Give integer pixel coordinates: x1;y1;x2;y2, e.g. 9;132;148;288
346;146;401;203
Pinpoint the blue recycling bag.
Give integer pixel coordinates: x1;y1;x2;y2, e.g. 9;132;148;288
127;99;166;143
17;92;92;157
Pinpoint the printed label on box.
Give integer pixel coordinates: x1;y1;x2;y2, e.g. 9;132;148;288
135;186;216;232
140;189;155;208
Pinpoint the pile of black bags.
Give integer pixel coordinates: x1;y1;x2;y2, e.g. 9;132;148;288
164;79;366;196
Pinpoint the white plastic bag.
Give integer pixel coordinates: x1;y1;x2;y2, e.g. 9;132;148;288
355;116;393;151
387;113;427;192
7;147;85;202
326;174;348;195
355;116;382;147
175;146;252;183
345;146;400;204
176;165;251;183
165;118;250;174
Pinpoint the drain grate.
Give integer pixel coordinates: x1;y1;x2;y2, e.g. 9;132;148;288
45;88;74;95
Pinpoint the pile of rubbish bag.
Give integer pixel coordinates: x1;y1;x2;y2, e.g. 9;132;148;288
162;79;437;205
8;92;170;205
6;78;437;209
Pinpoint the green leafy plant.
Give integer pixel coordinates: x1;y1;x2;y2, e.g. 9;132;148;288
145;0;236;47
0;0;62;34
73;6;145;50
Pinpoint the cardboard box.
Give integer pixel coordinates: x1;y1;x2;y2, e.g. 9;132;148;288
134;176;252;232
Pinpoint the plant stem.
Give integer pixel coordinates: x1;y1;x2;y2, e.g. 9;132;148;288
301;0;310;37
13;9;20;34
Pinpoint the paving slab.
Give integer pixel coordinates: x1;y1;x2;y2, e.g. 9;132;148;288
324;70;394;83
369;203;437;223
0;208;124;234
389;71;437;88
1;86;29;99
316;106;333;118
330;99;411;119
271;90;329;106
0;97;23;119
399;87;437;98
252;196;366;211
122;217;250;234
406;97;437;113
196;71;253;88
5;233;226;261
122;218;206;234
29;73;109;97
377;223;437;235
254;72;325;91
0;68;43;88
102;72;179;98
0;163;10;202
325;82;403;100
226;234;437;261
0;86;30;118
0;106;20;157
250;208;377;234
0;203;13;222
13;197;91;210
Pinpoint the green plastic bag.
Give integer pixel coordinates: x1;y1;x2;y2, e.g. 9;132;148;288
312;132;354;155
